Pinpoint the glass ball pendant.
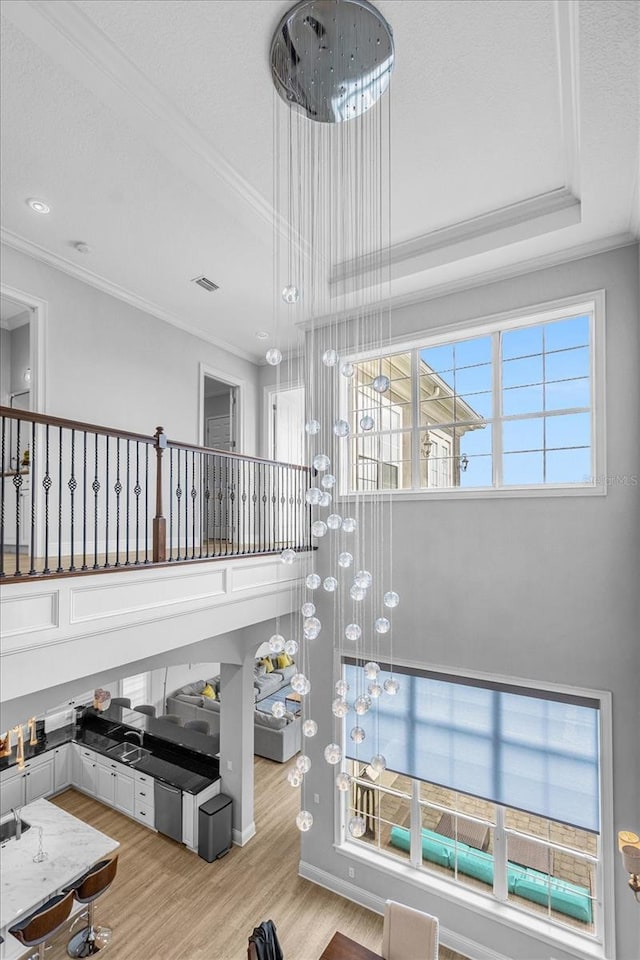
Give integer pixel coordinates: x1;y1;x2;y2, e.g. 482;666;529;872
282;284;300;304
349;816;366;838
354;695;371;715
303;719;318;738
383;590;400;608
350;726;366;744
370;754;387;774
269;634;285;653
284;639;298;656
305;487;322;505
311;520;327;538
319;492;332;507
301;601;316;617
292;672;310;693
326;514;342;530
324;743;342;764
350;585;366;602
296;810;314;832
384;678;400;696
335;679;349;697
372;374;390;393
374;617;390;634
354;570;372;589
296;754;312;774
341;362;355;378
364;661;380;679
287;768;303;787
322;349;339;367
345;623;361;642
323;576;338;592
332;698;349;718
266;348;283;366
338;552;353;568
306;573;321;590
303;618;321;640
360;415;375;432
333;419;350;438
368;681;383;699
322;473;336;489
281;549;296;564
313;454;331;472
271;701;285;718
305;418;321;435
336;772;351;792
342;517;357;533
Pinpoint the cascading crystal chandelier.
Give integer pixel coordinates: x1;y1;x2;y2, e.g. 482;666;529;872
268;0;398;833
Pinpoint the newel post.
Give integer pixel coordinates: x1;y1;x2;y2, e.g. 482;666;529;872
153;426;167;562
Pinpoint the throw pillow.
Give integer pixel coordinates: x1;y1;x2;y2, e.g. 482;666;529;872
260;657;274;674
202;683;216;699
276;653;292;670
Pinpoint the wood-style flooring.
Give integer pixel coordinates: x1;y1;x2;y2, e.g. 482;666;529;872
17;756;467;960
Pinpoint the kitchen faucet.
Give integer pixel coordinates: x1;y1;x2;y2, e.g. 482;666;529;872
124;730;143;746
11;807;22;840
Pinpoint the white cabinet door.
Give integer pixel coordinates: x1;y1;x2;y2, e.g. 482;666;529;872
71;743;82;787
80;750;97;796
114;766;135;817
53;744;71;792
0;767;25;816
25;755;54;803
95;763;116;806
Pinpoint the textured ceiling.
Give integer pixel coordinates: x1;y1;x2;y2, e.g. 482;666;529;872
0;0;638;361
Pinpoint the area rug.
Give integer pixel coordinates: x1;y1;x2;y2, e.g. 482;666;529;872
256;684;298;715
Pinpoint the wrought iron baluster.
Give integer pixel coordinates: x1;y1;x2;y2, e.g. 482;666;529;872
190;449;196;559
28;420;36;575
125;439;131;565
104;436;110;568
184;449;189;560
92;432;100;570
114;439;122;567
204;453;211;557
169;447;174;561
134;441;141;564
13;418;22;575
43;424;51;574
57;425;63;573
241;460;247;554
81;431;88;570
176;449;182;560
144;443;150;564
68;428;76;572
0;416;5;578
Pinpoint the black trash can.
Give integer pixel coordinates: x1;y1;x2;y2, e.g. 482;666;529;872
198;793;232;862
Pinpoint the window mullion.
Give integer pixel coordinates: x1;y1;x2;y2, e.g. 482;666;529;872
493;331;502;488
411;348;420;490
494;806;508;901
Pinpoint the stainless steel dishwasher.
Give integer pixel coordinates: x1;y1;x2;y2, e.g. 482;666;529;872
154;781;183;842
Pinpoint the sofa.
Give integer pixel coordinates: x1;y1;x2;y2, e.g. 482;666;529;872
166;658;301;763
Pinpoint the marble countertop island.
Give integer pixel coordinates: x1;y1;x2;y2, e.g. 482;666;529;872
0;797;119;934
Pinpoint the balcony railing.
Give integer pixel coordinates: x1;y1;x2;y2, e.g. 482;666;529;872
0;406;312;581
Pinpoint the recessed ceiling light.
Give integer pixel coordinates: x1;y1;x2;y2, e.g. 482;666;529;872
255;331;270;340
73;242;91;254
26;198;51;214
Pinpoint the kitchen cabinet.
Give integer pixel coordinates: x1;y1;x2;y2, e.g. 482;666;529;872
133;769;155;828
114;767;135;817
53;743;71;792
78;747;97;796
0;753;54;814
96;754;135;817
96;762;116;806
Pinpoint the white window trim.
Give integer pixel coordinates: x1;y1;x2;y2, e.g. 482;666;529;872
338;291;606;500
334;656;615;960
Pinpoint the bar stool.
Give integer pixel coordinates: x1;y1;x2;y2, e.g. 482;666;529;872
159;714;182;725
9;890;74;959
184;719;210;734
133;704;156;716
65;856;118;958
110;697;131;708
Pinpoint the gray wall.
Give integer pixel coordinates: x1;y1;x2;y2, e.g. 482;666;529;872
0;327;10;405
302;245;640;960
1;245;261;453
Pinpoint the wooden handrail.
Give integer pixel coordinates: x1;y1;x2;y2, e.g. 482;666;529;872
0;405;154;446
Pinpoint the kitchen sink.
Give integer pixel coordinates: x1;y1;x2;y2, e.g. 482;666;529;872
107;742;151;764
0;818;31;843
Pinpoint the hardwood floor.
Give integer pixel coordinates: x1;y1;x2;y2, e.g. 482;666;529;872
22;756;467;960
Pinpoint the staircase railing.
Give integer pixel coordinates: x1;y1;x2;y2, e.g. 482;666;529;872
0;406;312;581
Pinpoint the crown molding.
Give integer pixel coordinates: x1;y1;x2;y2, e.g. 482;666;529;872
554;0;581;196
303;232;636;330
1;0;296;250
1;229;256;363
330;188;582;293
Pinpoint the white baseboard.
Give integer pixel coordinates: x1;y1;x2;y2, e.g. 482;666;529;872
233;821;256;847
298;861;512;960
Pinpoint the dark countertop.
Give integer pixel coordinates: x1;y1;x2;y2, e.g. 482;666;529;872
1;715;219;795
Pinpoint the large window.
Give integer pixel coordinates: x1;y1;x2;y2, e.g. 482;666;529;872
120;672;150;708
342;296;604;495
340;661;606;946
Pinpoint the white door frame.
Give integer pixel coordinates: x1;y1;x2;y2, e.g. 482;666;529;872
0;283;47;414
198;362;246;454
264;379;305;462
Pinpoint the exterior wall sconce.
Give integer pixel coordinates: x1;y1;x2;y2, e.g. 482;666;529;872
459;453;469;472
618;831;640;900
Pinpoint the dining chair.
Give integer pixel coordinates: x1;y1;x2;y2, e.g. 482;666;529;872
110;697;131;709
159;714;182;725
184;719;210;734
133;704;156;716
381;900;439;960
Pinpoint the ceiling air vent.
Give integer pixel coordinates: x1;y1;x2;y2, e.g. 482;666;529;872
192;276;220;292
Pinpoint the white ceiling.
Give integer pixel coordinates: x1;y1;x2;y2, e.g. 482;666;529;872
1;0;638;362
0;295;30;326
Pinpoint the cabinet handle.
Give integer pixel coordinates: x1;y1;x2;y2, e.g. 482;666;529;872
140;792;146;797
140;811;146;817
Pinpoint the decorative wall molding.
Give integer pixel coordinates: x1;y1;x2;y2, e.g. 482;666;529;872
553;0;581;196
298;861;512;960
330;188;582;292
1;229;254;363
